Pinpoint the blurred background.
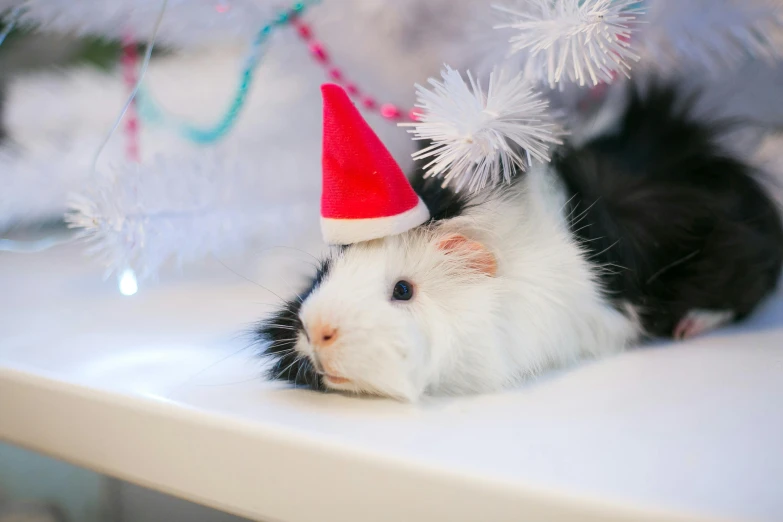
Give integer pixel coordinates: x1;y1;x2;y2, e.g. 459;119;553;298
1;442;255;521
1;1;782;520
1;0;782;280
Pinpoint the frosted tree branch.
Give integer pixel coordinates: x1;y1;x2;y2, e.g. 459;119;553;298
0;0;280;47
639;0;783;73
65;153;312;279
493;0;645;88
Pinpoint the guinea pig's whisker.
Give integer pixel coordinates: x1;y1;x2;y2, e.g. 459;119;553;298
262;323;297;330
578;235;605;243
262;323;301;332
214;256;288;304
165;345;256;398
277;354;300;376
266;341;296;355
569;198;601;227
587;239;621;260
262;320;299;327
570;222;593;235
254;302;292;309
278;278;305;304
265;338;297;348
564;200;581;221
558;193;579;216
195;377;261;387
276;353;305;379
595;262;628;275
261;245;320;264
294;356;310;384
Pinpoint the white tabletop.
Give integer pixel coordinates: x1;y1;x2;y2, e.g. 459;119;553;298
1;241;782;522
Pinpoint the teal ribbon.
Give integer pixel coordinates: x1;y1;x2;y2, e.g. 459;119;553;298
137;1;315;145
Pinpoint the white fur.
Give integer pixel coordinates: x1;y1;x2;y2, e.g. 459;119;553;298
295;167;641;401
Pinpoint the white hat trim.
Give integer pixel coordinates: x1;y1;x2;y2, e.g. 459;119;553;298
321;197;431;245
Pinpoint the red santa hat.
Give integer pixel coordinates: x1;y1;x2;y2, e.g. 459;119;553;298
320;83;430;245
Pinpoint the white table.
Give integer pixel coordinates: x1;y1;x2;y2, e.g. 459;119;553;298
1;242;782;522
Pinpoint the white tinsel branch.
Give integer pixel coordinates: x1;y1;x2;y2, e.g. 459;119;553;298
402;66;562;193
494;0;645;88
65;154;312;280
0;0;278;48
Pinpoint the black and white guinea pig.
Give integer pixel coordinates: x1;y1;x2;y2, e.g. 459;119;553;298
256;82;783;401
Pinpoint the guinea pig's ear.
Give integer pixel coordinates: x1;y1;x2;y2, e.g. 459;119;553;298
436;233;497;277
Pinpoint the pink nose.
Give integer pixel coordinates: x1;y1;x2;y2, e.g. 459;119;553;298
308;321;339;349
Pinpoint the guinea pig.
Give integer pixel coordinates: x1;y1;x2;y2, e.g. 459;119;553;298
256;82;783;401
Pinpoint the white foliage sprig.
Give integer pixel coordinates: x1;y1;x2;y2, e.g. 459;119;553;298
494;0;645;88
402;66;562;193
1;0;278;48
65;153;311;280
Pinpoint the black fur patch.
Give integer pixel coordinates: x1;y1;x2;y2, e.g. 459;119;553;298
254;258;331;389
554;82;783;337
408;140;473;223
410;173;469;222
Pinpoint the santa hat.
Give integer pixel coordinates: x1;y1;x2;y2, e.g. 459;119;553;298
320;83;430;245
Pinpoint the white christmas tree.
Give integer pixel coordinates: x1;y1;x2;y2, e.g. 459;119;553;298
1;0;782;284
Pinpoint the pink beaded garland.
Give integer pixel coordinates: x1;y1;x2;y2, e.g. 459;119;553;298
380;103;401;120
308;42;328;62
296;23;312;39
121;35;141;163
345;83;359;96
291;16;414;123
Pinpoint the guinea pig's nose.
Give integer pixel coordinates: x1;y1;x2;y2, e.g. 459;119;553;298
308;321;339;349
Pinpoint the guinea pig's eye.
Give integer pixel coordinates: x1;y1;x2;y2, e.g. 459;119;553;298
392;280;414;301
